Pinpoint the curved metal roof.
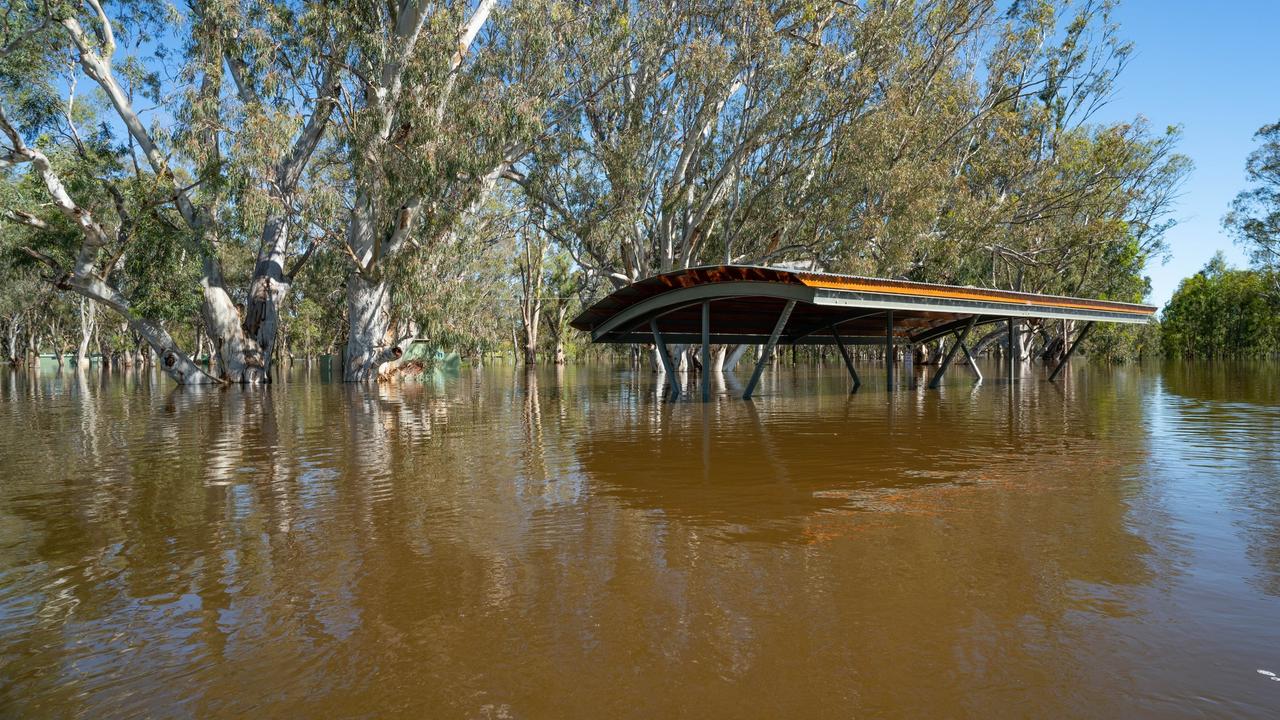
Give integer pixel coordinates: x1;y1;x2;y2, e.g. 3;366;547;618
571;265;1155;346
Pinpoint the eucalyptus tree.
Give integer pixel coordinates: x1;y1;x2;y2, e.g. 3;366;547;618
926;1;1188;360
1224;122;1280;273
1162;253;1280;358
1;100;215;380
1;0;341;383
515;220;546;365
516;0;1184;363
541;248;583;364
387;191;523;363
514;0;848;286
768;0;1188;308
325;0;575;380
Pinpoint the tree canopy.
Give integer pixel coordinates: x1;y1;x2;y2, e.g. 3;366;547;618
1;0;1192;377
1225;122;1280;273
1161;253;1280;359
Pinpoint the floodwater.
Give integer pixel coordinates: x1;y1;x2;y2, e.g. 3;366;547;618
1;360;1278;718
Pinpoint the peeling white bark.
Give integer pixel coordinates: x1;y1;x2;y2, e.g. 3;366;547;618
76;298;96;366
343;274;402;382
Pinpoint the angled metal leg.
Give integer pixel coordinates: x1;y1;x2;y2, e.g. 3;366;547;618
650;319;680;399
832;328;861;392
1048;321;1094;382
958;335;983;382
701;301;711;402
928;315;977;389
743;300;796;400
885;310;895;390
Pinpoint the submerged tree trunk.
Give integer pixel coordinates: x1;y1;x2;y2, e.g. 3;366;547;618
650;344;664;373
520;307;540;365
711;345;727;372
673;344;689;373
76;298;97;366
242;221;292;381
724;343;749;372
522;334;539;365
5;317;20;366
194;326;207;367
343;274;401;382
201;256;266;384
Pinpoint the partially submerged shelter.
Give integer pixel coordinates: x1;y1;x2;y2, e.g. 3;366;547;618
570;265;1156;400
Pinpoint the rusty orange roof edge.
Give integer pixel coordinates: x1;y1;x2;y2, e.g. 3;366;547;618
570;265;1157;333
794;271;1155;316
667;265;1155;316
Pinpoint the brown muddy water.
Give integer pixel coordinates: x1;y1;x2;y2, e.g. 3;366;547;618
1;360;1279;718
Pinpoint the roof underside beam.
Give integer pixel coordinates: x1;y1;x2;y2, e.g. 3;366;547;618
589;281;817;341
594;332;896;346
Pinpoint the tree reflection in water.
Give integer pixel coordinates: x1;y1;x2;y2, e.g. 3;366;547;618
0;362;1277;717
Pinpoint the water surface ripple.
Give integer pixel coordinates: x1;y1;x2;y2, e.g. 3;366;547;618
1;361;1278;717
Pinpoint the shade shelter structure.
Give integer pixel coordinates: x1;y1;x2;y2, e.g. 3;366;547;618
570;266;1156;400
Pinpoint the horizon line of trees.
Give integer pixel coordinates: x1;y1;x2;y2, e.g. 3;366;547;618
1;0;1202;380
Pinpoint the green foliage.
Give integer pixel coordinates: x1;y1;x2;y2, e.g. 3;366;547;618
0;0;1200;370
524;0;1188;330
1161;253;1280;358
1224;122;1280;271
1089;319;1163;363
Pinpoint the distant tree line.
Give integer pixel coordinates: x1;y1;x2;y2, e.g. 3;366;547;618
1161;254;1279;358
1160;119;1280;359
1;0;1192;381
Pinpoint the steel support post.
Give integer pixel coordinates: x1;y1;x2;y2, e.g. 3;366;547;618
832;328;862;392
701;301;711;402
1048;321;1095;382
885;310;895;390
743;300;797;400
928;315;978;389
650;319;680;399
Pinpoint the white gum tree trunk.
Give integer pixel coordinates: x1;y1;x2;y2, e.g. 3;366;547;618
723;343;750;372
650;345;664;373
76;298;96;366
200;257;265;383
711;345;727;372
339;0;501;382
343;274;400;382
243;219;292;380
5;317;21;365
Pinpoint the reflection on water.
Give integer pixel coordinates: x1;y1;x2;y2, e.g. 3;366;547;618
1;361;1279;717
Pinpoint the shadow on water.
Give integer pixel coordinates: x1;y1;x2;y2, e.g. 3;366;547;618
0;361;1277;717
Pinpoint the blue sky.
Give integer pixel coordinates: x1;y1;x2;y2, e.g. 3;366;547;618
1096;0;1280;307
